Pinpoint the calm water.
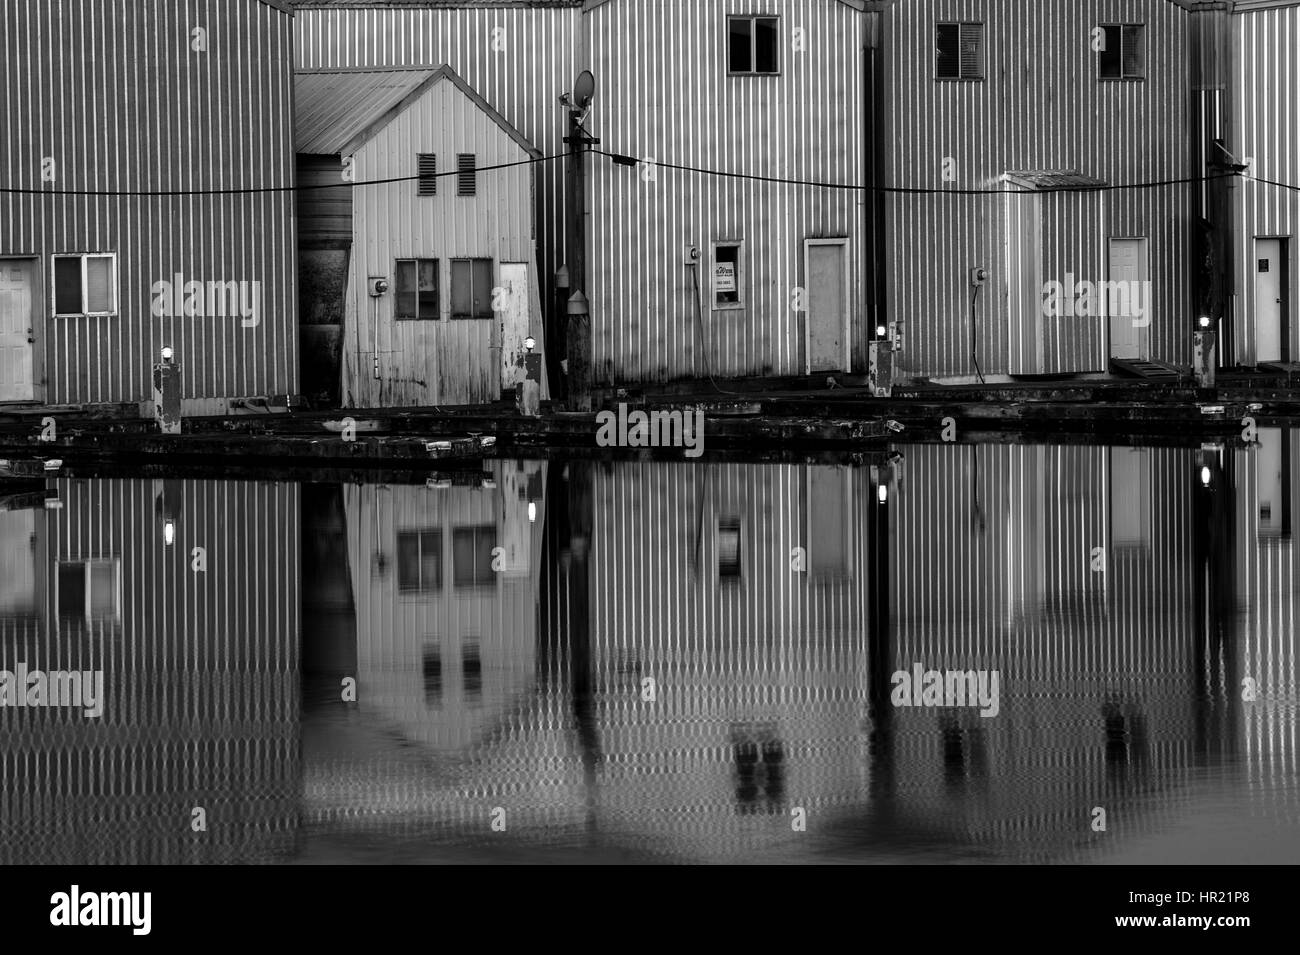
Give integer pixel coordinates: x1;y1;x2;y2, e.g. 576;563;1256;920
1;433;1297;864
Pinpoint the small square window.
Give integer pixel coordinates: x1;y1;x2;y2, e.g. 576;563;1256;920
394;258;439;321
456;153;477;196
1099;24;1146;79
417;153;437;196
56;559;120;621
712;243;742;309
452;524;497;588
397;529;442;592
728;15;780;75
450;258;494;320
53;253;117;316
936;22;984;80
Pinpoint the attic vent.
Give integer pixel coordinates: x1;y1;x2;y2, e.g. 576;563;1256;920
417;153;437;196
456;153;477;197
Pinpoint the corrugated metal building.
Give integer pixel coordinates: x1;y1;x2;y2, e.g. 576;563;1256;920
293;0;584;396
873;0;1197;380
0;0;299;414
583;0;869;384
296;65;548;407
0;477;300;864
1224;0;1300;367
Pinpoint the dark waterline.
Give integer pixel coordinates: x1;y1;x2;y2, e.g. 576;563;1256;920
2;434;1297;864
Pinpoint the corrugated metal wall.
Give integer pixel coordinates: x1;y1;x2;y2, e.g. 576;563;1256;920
584;0;867;384
886;442;1204;859
0;0;298;409
294;2;582;337
1229;1;1300;364
343;79;535;406
341;463;545;752
877;0;1195;378
0;477;300;864
587;461;873;857
1232;430;1300;813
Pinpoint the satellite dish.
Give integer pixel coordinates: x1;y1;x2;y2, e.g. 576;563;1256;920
573;70;595;109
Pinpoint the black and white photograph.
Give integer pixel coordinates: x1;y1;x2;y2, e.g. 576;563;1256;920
0;0;1295;936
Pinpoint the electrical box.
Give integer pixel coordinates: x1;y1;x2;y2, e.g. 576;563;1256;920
368;276;390;297
969;267;990;287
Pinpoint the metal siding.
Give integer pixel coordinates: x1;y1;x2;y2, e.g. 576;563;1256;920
344;77;533;406
586;0;866;383
879;0;1194;378
1230;4;1300;365
294;5;582;362
0;477;300;864
0;0;297;409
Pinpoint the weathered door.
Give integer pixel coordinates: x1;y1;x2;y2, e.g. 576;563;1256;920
806;239;849;373
498;262;530;393
0;258;36;402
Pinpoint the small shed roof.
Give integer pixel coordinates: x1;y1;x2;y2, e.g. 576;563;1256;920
1003;170;1109;191
295;64;540;157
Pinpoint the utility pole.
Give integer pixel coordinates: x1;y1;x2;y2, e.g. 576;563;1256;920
563;72;596;412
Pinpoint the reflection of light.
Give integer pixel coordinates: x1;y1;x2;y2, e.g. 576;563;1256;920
528;501;537;523
163;520;176;545
877;484;888;504
1200;466;1212;487
161;345;174;361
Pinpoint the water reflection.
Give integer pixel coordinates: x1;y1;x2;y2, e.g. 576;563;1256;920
1;434;1297;864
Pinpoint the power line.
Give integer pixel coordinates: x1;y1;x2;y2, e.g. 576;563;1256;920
596;148;1245;195
0;153;563;197
1245;173;1300;194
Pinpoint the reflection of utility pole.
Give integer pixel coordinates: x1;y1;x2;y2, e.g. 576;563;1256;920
1191;446;1239;764
866;457;896;814
562;73;597;411
541;461;600;829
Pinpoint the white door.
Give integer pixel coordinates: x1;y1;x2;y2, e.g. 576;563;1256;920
1254;238;1284;364
806;239;849;373
1108;238;1149;361
0;258;36;402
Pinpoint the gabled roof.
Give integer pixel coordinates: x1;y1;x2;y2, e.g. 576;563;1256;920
1003;170;1108;191
294;64;541;157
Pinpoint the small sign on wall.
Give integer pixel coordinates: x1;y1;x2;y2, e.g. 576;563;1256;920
1259;259;1271;273
714;262;736;292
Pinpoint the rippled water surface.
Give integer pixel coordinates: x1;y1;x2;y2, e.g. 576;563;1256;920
2;434;1297;864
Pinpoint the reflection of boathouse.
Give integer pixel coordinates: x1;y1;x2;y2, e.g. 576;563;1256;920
302;439;1299;862
0;478;301;864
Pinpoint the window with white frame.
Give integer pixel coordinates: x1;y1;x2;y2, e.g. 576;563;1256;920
712;242;743;308
53;253;116;316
